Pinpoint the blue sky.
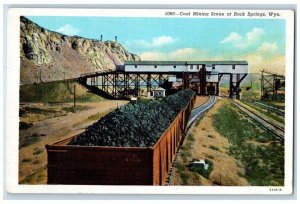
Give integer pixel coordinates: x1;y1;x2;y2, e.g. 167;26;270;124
26;16;286;73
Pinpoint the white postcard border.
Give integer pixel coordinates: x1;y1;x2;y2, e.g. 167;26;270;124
6;8;295;195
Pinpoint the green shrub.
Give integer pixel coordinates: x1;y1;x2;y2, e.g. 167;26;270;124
19;134;41;148
174;162;185;172
256;136;269;143
187;133;195;141
206;155;214;160
181;149;192;158
22;158;32;163
209;145;220;151
195;116;204;127
180;172;190;185
33;148;44;155
207;134;214;138
19;121;33;130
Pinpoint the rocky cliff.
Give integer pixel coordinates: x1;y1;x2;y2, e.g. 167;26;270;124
20;16;140;84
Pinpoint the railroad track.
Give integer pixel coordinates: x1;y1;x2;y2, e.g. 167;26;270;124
228;98;284;141
242;98;285;116
166;94;284;185
186;95;217;132
166;95;217;185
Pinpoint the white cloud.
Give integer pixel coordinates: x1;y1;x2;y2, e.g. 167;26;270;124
152;36;177;46
215;41;283;74
220;32;241;44
56;24;80;36
243;53;285;74
220;28;265;49
237;28;265;48
127;36;177;48
256;42;279;60
247;28;265;43
140;48;208;61
257;42;278;53
140;47;285;74
170;48;197;56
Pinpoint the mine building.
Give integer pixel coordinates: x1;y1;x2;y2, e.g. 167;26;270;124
152;87;166;98
79;60;248;99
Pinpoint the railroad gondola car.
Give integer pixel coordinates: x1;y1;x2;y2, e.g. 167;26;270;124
207;83;216;95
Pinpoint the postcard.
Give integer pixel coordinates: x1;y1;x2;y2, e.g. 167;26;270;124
6;8;294;194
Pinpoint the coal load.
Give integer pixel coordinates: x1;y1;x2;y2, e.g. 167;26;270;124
68;89;195;147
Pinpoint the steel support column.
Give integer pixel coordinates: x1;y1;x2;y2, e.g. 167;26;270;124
147;74;151;93
229;73;247;99
229;74;233;98
200;67;206;95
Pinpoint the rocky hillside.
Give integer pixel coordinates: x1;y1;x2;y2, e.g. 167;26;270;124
20;16;140;84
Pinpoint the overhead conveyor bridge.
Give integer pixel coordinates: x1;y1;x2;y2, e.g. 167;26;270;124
78;60;248;99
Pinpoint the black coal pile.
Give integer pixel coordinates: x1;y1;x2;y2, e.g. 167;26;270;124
68;89;195;147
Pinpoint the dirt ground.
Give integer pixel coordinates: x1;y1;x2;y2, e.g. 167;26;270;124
19;100;128;184
194;96;209;108
170;99;249;186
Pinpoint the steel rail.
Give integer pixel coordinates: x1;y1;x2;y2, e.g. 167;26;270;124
242;98;285;116
230;99;284;141
186;95;217;132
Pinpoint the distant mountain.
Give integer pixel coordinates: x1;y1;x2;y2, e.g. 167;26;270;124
240;73;261;85
219;73;261;87
20;16;141;84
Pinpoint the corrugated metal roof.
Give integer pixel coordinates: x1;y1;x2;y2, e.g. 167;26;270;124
187;61;248;65
153;87;166;91
125;60;248;65
125;61;187;65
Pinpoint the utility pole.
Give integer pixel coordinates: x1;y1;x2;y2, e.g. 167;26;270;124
40;68;42;83
261;69;264;100
73;84;76;109
45;82;47;104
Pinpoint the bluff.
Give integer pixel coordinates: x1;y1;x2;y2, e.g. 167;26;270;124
20;16;140;84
